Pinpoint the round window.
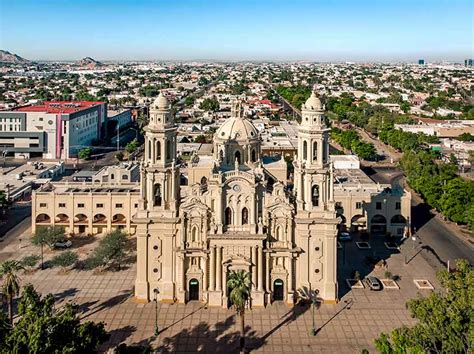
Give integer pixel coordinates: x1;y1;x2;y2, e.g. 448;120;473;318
153;268;158;273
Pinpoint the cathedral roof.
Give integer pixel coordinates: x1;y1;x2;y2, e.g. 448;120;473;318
153;92;170;109
302;91;323;111
216;116;258;141
215;101;258;141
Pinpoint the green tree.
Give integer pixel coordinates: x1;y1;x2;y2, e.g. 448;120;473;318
227;270;251;351
375;259;473;353
199;97;220;112
194;135;208;144
78;147;92;159
32;226;66;268
32;226;66;249
457;132;474;142
51;250;78;271
125;138;139;154
0;260;23;324
87;230;128;270
184;95;195;106
115;151;124;162
137;113;149;132
0;284;109;352
20;255;40;272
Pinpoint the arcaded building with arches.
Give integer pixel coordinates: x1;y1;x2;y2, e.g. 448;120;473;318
134;91;340;307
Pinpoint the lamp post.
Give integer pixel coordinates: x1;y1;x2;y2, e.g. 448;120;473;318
153;288;159;336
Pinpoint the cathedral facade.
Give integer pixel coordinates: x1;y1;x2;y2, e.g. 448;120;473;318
134;91;339;307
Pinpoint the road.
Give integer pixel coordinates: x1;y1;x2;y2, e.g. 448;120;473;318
366;166;474;268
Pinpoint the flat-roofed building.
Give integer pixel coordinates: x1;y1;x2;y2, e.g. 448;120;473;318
332;164;411;237
32;182;140;236
0;101;107;159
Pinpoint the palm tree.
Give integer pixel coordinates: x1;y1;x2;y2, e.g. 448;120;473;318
227;270;251;351
0;260;23;324
297;286;321;336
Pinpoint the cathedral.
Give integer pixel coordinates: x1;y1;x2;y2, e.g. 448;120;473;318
134;91;339;307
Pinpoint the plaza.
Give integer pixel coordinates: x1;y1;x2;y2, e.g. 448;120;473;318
0;222;440;353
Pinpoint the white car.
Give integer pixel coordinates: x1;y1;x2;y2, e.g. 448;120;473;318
54;240;72;249
338;232;352;241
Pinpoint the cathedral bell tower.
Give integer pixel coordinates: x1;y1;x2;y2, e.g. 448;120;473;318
141;92;179;216
294;90;339;302
134;92;180;303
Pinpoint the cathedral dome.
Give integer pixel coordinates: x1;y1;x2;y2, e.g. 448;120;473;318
303;91;323;111
153;92;170;109
216;116;258;141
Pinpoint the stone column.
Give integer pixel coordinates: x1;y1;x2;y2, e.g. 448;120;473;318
203;256;208;292
252;246;257;291
257;246;263;291
217;187;223;233
287;257;293;294
222;264;227;298
179;255;185;292
265;252;270;292
209;246;215;291
216;247;222;291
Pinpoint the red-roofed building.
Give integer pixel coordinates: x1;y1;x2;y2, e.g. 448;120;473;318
0;101;107;159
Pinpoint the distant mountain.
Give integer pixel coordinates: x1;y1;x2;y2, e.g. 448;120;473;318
0;50;31;64
75;57;103;67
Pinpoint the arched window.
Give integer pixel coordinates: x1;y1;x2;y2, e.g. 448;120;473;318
122;174;128;180
323;139;327;163
312;185;319;207
251;149;256;162
219;149;224;162
200;176;208;193
276;225;282;241
225;207;232;225
241;207;249;225
154;184;162;206
166;140;171;159
235;151;241;164
303;141;308;160
156;141;161;160
148;140;151;160
267;177;275;192
313;141;318;161
110;173;114;180
390;215;406;224
191;226;197;242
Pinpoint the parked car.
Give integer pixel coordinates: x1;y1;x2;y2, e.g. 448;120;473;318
338;232;352;241
365;276;382;291
54;240;72;249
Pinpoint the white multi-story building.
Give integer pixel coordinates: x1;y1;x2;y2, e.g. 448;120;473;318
0;101;107;159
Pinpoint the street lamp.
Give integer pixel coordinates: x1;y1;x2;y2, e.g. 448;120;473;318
153;288;160;336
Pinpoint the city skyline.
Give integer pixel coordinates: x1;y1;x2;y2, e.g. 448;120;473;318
1;0;473;62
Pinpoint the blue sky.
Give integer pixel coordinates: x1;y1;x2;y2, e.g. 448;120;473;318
0;0;472;62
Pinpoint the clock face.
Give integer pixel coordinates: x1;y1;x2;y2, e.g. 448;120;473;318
233;185;241;192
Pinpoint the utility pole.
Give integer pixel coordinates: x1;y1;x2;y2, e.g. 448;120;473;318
117;124;120;152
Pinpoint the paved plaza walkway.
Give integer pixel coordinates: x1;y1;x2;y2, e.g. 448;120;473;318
1;227;442;353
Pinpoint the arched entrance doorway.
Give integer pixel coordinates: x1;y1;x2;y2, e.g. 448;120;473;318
273;279;284;301
189;278;199;301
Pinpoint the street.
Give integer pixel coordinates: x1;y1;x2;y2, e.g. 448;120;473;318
366;166;474;268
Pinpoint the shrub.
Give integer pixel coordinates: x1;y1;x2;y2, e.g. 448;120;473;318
354;271;361;281
87;230;128;271
20;255;40;270
51;251;78;270
384;271;393;279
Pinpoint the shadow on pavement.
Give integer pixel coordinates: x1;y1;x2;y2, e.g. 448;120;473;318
156;315;263;354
